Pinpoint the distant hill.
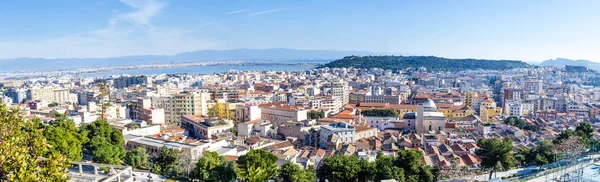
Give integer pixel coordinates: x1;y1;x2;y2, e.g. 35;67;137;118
540;58;600;69
0;48;378;72
320;55;531;71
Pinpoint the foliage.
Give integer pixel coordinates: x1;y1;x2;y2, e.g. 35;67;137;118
190;151;236;182
553;122;594;148
124;147;149;169
237;149;279;182
504;117;539;131
395;150;433;182
307;110;325;120
317;154;362;182
320;55;531;72
375;153;405;182
515;140;555;167
279;162;315;182
48;102;59;107
151;146;183;178
43;114;89;161
208;102;233;120
361;109;398;117
0;104;70;181
476;137;516;180
82;119;126;164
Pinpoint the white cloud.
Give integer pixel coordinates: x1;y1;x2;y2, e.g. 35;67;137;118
0;0;220;59
249;8;287;16
225;9;250;15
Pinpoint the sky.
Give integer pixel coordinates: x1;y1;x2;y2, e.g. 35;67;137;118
0;0;599;62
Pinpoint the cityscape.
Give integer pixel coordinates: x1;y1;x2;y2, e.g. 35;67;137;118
2;1;600;182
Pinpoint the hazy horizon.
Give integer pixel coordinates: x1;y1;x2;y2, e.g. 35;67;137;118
1;0;599;62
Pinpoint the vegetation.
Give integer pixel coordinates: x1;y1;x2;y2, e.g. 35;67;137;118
279;162;316;182
504;117;539;131
47;102;59;107
237;149;279;182
190;151;236;182
515;140;555;169
151;146;183;178
43;114;89;161
82;119;126;164
0;104;70;181
124;147;149;169
361;109;398;117
476;137;516;180
307;110;325;120
320;55;531;71
317;150;432;182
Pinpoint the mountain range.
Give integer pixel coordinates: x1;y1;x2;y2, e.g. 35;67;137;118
540;58;600;69
0;48;379;72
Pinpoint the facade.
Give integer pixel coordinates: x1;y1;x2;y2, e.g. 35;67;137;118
181;115;234;139
413;99;446;133
6;88;26;104
523;80;543;94
331;80;349;105
319;122;355;149
153;91;211;123
124;134;207;160
260;103;308;125
114;76;151;89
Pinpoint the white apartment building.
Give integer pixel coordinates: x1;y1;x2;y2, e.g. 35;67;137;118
260;103;308;125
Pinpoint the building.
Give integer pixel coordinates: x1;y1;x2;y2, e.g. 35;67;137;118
124;134;207;160
479;99;503;122
235;105;262;123
331;80;349;105
259;103;308;125
238;119;274;137
404;99;446;133
135;98;165;125
5;88;26;104
114;76;151;89
523;80;543;94
319;122;355;149
153;91;211;123
181;115;234;139
28;87;54;103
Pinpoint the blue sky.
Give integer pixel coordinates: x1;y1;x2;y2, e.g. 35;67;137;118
0;0;599;62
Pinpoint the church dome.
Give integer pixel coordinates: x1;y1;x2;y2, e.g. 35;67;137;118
423;99;436;109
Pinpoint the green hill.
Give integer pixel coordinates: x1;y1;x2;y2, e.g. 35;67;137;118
320;55;531;71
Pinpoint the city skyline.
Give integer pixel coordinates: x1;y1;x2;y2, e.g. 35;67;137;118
1;0;600;62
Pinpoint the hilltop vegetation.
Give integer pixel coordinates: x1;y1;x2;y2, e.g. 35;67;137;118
320;55;531;71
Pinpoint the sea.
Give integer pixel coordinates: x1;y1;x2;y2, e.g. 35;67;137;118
81;64;317;78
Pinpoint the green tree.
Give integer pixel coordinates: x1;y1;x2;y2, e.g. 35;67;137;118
44;114;89;161
83;120;126;164
307;110;325;120
279;162;315;182
151;146;183;178
317;154;361;182
358;159;376;182
476;137;516;180
375;153;405;182
124;147;149;169
0;104;70;181
237;149;279;182
191;151;236;182
395;149;433;182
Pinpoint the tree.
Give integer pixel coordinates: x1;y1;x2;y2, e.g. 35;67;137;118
395;149;433;182
124;147;149;169
476;137;516;180
82;120;126;164
237;149;279;182
361;109;398;117
307;110;325;120
317;154;361;182
0;104;70;181
358;159;376;182
279;162;315;182
43;114;89;161
151;146;183;178
191;151;236;182
375;153;405;182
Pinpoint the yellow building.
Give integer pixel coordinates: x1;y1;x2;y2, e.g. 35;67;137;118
479;99;502;122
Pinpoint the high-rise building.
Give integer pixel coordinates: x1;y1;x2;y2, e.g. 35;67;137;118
153;91;211;123
28;87;54;102
523;80;543;94
6;88;26;104
113;76;152;89
331;80;349;105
